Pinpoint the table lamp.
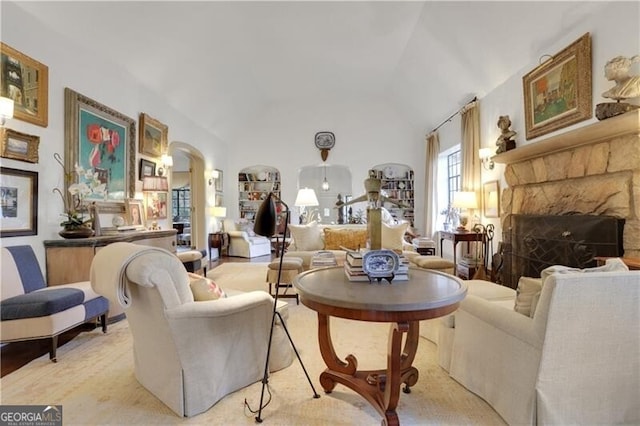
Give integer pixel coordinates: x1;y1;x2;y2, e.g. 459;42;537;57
294;187;319;224
250;192;320;421
452;191;478;231
211;206;227;232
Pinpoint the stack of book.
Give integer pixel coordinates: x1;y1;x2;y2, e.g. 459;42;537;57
394;254;410;281
311;250;338;268
344;250;368;281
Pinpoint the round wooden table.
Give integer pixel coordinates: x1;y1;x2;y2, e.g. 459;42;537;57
294;266;467;426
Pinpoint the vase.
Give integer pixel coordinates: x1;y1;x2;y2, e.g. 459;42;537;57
59;227;95;239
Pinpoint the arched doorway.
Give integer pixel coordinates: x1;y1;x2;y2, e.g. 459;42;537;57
169;142;206;251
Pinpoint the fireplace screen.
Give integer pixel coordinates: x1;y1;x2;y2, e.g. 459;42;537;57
502;214;624;288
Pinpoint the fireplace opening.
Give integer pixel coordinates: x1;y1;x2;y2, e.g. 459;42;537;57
501;214;625;288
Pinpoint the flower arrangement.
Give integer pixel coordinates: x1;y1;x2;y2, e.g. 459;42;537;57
53;153;106;229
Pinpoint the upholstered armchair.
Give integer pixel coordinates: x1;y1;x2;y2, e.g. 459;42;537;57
448;268;640;425
223;218;271;258
90;242;292;417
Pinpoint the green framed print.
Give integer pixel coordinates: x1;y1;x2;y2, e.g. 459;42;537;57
0;42;49;127
64;87;136;205
0;167;38;237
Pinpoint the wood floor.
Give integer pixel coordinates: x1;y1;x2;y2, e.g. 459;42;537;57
0;254;273;378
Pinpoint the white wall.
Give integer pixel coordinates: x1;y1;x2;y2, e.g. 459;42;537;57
0;3;227;267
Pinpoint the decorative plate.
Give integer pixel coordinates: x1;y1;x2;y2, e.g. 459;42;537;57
362;249;400;279
315;131;335;149
383;166;396;179
398;181;406;189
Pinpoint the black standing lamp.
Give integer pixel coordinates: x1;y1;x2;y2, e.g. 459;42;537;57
250;192;320;422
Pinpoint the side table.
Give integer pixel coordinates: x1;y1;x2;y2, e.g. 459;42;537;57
440;230;485;279
208;232;229;265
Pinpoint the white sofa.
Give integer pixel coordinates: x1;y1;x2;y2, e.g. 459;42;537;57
223;219;272;258
448;266;639;425
91;242;293;417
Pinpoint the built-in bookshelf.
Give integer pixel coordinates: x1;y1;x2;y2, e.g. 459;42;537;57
370;163;414;226
238;165;281;220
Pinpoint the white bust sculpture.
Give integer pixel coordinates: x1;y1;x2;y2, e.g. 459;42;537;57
601;55;640;101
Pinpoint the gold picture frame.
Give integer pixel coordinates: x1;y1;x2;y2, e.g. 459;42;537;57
125;198;146;228
523;33;592;140
139;113;168;157
0;42;49;127
483;180;500;218
1;128;39;163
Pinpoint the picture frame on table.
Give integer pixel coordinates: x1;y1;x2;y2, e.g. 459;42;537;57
139;158;156;180
64;87;136;212
483;180;500;218
125;198;146;228
523;33;592;140
139;113;168;157
0;42;49;127
0;167;38;237
1;128;39;163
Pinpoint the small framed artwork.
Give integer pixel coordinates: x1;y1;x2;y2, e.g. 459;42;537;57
125;198;146;228
523;33;592;140
65;87;136;203
0;167;38;237
146;192;168;220
483;180;500;218
139;113;168;157
214;169;223;192
0;42;49;127
1;128;40;163
139;158;156;180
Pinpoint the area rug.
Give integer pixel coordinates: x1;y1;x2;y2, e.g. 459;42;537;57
0;263;505;425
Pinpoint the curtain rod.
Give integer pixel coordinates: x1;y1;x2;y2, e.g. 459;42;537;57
430;96;478;134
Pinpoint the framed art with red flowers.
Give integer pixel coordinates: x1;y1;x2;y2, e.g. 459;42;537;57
64;87;136;208
139;113;168;157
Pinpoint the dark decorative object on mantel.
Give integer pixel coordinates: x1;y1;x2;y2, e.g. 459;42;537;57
595;55;640;120
495;115;517;154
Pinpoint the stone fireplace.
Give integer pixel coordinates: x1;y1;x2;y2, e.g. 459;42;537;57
494;110;639;288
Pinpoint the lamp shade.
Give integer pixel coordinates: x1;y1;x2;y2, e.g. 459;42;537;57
452;191;478;209
161;154;174;168
211;206;227;218
254;192;277;237
479;147;493;159
0;96;14;120
294;188;319;207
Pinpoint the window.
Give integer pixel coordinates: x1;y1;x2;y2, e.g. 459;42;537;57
172;187;191;221
446;149;461;205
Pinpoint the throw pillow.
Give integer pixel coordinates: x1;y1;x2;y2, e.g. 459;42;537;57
324;228;368;250
236;219;256;237
289;221;324;251
381;222;409;252
189;273;226;301
514;276;542;317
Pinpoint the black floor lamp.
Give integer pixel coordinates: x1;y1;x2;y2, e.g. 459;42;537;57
250;192;320;422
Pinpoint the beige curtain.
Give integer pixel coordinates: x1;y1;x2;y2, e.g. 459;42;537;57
460;100;481;192
424;131;440;239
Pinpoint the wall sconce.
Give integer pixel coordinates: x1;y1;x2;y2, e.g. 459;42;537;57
479;148;495;170
0;96;14;127
157;154;173;176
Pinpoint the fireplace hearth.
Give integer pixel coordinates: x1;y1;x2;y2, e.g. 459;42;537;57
501;214;624;288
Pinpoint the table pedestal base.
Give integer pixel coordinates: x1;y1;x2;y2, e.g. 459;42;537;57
317;314;419;426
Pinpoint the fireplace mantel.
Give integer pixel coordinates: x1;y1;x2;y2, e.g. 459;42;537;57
493;109;639;165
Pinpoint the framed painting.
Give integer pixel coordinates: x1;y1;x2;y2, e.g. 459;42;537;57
1;128;39;163
0;42;49;127
64;87;136;208
0;167;38;237
139;113;168;157
483;180;500;218
146;192;168;220
214;169;223;192
125;198;146;228
139;158;156;180
523;33;591;140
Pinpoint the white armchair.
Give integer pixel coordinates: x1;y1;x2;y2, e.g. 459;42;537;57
90;242;292;417
448;269;640;425
224;219;271;258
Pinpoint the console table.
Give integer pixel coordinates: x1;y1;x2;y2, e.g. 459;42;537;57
44;229;177;286
294;266;466;425
439;230;485;279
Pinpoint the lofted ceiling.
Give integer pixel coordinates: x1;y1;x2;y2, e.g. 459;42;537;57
12;1;610;143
